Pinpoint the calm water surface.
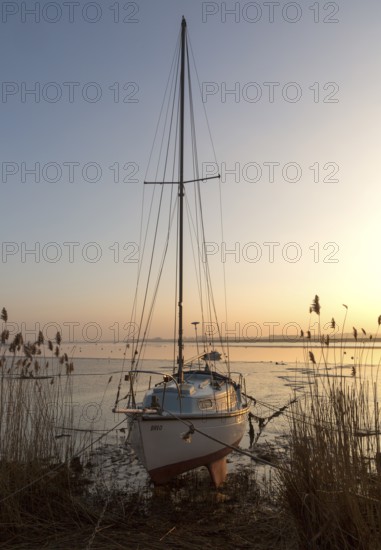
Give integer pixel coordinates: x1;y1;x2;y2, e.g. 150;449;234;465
56;340;381;458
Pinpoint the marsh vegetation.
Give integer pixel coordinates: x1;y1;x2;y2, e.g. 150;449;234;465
1;299;380;549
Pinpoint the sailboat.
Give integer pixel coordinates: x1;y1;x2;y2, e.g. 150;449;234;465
114;17;250;487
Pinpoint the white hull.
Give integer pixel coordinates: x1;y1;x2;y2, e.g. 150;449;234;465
130;408;248;484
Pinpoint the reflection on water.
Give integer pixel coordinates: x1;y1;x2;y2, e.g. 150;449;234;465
59;340;381;366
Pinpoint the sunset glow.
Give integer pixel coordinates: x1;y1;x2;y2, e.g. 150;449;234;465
1;1;380;343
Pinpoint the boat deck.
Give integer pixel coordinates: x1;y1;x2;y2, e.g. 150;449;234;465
141;369;242;416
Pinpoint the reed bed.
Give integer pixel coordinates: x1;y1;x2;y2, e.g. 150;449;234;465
1;309;291;549
278;297;381;549
0;308;93;542
4;299;381;548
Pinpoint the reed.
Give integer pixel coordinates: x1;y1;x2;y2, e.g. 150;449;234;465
82;466;295;550
278;297;381;549
6;300;381;548
0;309;91;541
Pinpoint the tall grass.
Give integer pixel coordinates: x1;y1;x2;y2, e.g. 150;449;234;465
0;309;90;540
4;300;381;548
279;297;381;549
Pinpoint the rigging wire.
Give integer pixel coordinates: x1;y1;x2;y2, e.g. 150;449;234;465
187;31;220;169
184;37;230;367
185;31;232;365
131;31;181;337
143;31;181;183
115;40;182;402
130;38;181;374
135;59;181;366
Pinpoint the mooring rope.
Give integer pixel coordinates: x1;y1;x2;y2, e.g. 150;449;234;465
157;406;286;471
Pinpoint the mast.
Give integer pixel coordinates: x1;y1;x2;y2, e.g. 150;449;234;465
143;18;219;378
177;16;186;383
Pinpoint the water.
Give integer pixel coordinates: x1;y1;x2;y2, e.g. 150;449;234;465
58;341;304;434
2;336;379;496
57;340;381;450
33;338;377;491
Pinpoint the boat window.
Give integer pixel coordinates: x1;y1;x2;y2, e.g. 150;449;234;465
198;399;214;410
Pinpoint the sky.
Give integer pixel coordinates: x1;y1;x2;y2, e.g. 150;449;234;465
1;0;381;344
